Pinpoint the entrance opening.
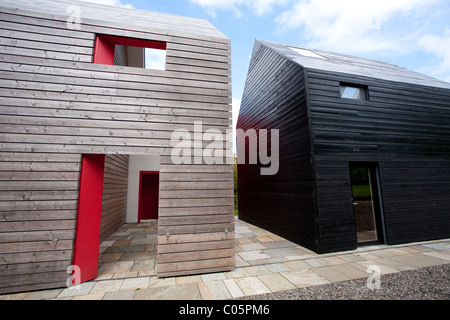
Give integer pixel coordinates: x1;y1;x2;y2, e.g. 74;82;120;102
349;163;385;245
138;171;160;222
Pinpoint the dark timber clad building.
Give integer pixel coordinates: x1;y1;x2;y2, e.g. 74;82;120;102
237;40;450;254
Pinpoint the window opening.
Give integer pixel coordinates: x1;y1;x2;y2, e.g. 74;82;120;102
340;83;368;101
93;35;166;70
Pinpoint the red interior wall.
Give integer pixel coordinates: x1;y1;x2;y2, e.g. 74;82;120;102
138;172;159;221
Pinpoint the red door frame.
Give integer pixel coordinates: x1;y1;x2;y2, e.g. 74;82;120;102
138;171;160;223
72;154;105;285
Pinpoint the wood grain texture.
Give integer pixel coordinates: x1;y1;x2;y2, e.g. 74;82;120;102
100;155;129;243
237;41;318;252
238;40;450;255
0;0;233;294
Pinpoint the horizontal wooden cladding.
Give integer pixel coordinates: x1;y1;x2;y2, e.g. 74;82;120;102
0;68;230;100
0;210;76;222
313;162;355;252
0;238;73;254
157;232;235;276
0;23;229;65
0;230;74;244
0;10;231;84
159;206;234;217
0;59;230;92
156;258;235;277
0;2;234;289
0;111;231;133
378;158;450;244
157;161;234;277
0;54;230;89
0;142;156;156
0;36;93;55
0;9;230;61
0;45;91;63
0;79;231;106
0;106;231;129
159;221;234;236
0;269;69;295
100;155;129;243
0;100;230;127
158;214;233;227
307;69;450;157
0;181;79;192
237;41;317;251
0;24;94;47
0;3;229;44
0;151;80;292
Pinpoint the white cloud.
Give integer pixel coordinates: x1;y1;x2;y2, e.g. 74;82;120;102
81;0;134;9
189;0;290;17
418;30;450;82
275;0;444;54
272;0;450;82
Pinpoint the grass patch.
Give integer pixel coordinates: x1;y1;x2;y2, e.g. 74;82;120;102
352;184;371;199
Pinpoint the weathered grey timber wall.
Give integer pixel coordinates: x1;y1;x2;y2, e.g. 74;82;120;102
100;155;129;244
0;0;233;293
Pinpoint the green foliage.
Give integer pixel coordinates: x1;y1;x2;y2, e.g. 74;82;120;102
352;184;371;200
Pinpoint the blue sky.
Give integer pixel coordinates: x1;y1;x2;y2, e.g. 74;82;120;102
86;0;450;130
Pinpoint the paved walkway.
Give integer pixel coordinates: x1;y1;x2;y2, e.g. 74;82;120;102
1;217;449;300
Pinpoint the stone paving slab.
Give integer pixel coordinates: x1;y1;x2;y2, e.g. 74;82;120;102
280;269;330;288
234;277;271;296
1;218;449;300
258;273;297;292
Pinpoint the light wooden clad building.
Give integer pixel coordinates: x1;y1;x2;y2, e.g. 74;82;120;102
0;0;234;294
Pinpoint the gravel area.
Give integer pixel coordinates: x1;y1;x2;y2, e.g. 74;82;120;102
236;264;450;300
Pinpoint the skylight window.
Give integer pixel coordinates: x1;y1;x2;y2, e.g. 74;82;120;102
289;47;327;60
340;83;368;101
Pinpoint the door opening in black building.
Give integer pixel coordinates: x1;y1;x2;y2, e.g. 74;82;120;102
349;163;385;245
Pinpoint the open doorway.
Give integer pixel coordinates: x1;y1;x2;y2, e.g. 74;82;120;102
349;163;385;245
73;154;161;285
138;171;160;222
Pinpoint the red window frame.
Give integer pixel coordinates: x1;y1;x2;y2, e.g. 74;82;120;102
93;34;167;65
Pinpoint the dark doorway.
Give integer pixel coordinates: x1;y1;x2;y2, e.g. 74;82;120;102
349;163;385;245
138;171;160;221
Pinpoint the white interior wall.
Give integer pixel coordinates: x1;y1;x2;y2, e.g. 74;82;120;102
126;155;160;223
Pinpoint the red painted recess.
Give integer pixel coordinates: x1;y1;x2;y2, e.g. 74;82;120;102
93;34;166;65
72;154;105;285
93;35;115;65
138;171;160;222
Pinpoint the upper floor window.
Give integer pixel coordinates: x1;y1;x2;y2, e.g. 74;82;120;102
339;83;368;101
93;35;166;70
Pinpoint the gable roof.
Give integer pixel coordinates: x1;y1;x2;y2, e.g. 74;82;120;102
0;0;228;41
258;40;450;90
